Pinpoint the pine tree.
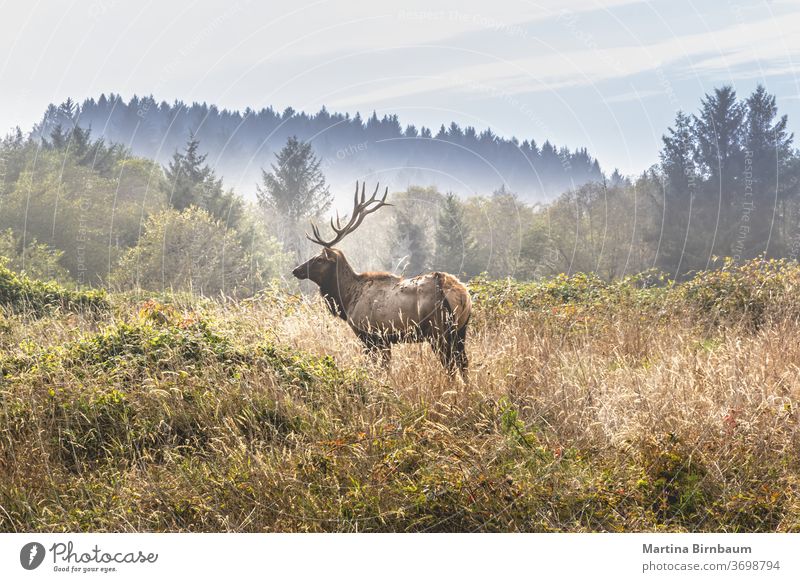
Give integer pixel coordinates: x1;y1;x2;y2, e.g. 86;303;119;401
256;136;331;221
745;85;792;185
70;125;92;158
57;98;77;127
743;85;794;254
660;111;697;200
658;111;702;272
166;133;212;211
693;86;745;197
394;209;429;276
609;169;629;188
434;192;475;276
256;136;331;258
49;125;67;150
690;86;746;258
165;133;243;226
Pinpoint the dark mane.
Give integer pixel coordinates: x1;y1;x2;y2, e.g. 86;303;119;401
318;273;348;321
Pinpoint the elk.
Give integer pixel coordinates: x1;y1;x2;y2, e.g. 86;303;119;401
292;182;471;378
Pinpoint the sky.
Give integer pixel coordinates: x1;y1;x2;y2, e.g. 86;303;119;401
1;0;799;176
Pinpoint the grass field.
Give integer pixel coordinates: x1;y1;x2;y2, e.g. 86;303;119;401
1;258;799;532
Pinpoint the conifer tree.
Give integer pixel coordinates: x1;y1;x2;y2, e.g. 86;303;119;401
434;192;475;276
165;133;243;227
256;136;331;258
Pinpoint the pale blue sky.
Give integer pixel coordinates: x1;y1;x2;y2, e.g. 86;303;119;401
1;0;798;175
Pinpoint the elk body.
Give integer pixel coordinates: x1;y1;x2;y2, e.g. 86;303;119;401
292;182;471;378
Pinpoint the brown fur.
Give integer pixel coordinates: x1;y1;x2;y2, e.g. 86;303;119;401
292;248;471;378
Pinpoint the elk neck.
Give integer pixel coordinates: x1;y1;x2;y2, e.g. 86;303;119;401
318;252;361;321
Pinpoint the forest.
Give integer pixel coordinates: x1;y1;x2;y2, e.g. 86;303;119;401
1;84;797;293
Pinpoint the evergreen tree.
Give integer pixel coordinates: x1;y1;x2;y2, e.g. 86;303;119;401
45;125;126;176
745;85;792;190
743;85;794;255
164;133;243;226
609;168;629;188
256;136;331;258
745;86;791;153
660;111;697;200
394;209;429;276
693;86;745;200
165;133;213;211
689;86;746;259
49;125;68;150
434;192;475;276
256;136;331;221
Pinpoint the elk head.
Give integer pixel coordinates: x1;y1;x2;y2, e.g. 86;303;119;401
291;181;390;286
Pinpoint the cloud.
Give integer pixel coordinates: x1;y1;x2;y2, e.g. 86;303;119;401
254;0;646;61
328;5;800;109
603;88;665;103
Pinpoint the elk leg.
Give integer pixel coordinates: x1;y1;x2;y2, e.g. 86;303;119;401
431;335;457;377
431;325;469;381
455;324;469;380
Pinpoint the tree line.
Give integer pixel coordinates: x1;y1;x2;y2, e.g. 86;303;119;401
1;84;799;296
34;94;604;200
284;84;800;282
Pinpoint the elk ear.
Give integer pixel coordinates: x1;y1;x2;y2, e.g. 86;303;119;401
322;247;336;261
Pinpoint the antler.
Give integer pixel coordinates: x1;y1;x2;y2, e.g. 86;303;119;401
306;181;391;248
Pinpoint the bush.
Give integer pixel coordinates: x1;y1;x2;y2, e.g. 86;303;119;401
0;259;107;314
469;258;800;329
677;257;798;327
112;207;282;297
0;229;72;284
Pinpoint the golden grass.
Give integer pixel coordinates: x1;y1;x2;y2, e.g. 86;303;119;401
1;264;800;531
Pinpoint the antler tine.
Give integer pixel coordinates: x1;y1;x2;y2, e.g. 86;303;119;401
346;183;392;233
330;209;342;232
306;181;391;248
379;185;390;206
314;222;325;241
305;221;325;245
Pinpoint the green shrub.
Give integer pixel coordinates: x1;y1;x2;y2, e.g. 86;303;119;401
110;207;282;297
469;258;800;329
0;259;107;314
677;257;798;327
636;434;709;526
0;229;72;284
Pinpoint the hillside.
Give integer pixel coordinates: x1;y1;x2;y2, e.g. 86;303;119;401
34;95;604;201
1;258;799;532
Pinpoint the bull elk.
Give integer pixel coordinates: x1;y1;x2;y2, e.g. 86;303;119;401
292;182;471;378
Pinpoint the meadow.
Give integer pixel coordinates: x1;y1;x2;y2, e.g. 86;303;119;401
1;258;799;532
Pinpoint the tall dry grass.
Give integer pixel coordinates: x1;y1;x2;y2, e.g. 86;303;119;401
1;259;799;531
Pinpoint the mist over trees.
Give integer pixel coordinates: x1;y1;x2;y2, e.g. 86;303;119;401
2;84;800;295
0;106;287;294
330;84;800;281
36;94;604;202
